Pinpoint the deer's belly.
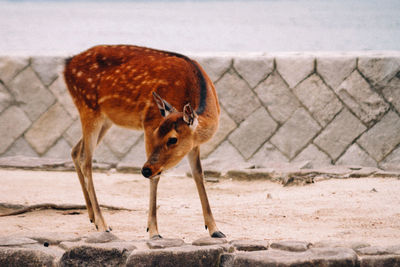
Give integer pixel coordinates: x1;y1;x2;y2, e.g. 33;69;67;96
100;99;147;130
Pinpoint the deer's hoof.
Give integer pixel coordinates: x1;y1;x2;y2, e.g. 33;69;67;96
211;231;226;238
106;226;112;232
151;234;163;239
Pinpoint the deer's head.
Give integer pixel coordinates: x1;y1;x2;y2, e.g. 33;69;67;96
141;92;198;178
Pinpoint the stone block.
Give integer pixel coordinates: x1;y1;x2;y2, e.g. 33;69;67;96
120;135;146;168
93;141;119;164
215;69;261;123
229;107;277;159
2;137;38;158
85;232;119;244
192;55;232;82
230;247;357;267
0;106;31;154
379;146;400;171
192;237;228;246
206;141;245;170
255;71;300;123
294;74;342;126
313;240;370;250
226;168;273;180
0;83;12;113
336;143;377;167
28;232;81;246
147;238;185;249
0;236;37;246
48;76;79;119
382;76;400;113
249;142;289;168
270;240;312;252
360;255;400;267
103;126;142;158
25;103;73;155
317;55;356;89
31;56;64;86
358;56;400;89
126;245;224;267
59;244;132;267
0;247;56;267
233;56;273;88
63;119;81;147
8;66;56;122
358;111;400;162
200;107;236;158
43;138;71;160
0;56;29;85
275;55;314;88
335;71;389;125
293;144;332;167
230;240;268;252
270;108;320;159
314;108;366;160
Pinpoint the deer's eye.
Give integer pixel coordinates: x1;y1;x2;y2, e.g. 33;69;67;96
167;137;178;146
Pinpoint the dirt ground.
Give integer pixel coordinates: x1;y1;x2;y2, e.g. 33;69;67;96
0;169;399;246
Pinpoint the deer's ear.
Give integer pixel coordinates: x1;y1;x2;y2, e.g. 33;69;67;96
183;103;198;130
153;92;177;117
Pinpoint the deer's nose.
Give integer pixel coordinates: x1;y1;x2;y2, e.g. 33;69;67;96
141;167;152;178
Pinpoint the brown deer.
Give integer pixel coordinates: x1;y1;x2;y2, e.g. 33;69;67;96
64;45;225;238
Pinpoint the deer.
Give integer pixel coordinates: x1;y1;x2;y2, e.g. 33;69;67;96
63;45;225;239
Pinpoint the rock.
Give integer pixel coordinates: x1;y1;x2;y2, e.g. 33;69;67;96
228;107;277;159
226;168;274;181
126;245;224;267
28;232;81;245
146;238;185;249
0;247;56;267
0;236;37;246
192;236;228;246
313;240;370;250
230;247;357;266
59;243;134;267
359;255;400;267
85;232;119;243
230;239;268;251
356;244;400;256
270;240;312;252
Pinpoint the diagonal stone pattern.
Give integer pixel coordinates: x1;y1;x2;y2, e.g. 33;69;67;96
0;52;400;171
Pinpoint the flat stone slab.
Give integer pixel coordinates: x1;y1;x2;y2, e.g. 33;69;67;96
227;247;358;267
146;238;185;249
0;247;56;267
356;244;400;255
2;233;400;266
230;239;268;251
60;244;132;267
359;254;400;267
85;231;119;244
127;245;225;267
0;237;37;246
270;240;312;252
192;236;228;246
28;232;81;246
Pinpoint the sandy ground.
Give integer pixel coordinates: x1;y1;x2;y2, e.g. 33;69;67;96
0;169;399;246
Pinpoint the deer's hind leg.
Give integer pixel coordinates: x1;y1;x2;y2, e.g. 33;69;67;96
72;110;112;232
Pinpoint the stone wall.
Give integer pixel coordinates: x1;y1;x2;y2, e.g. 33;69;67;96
1;52;400;170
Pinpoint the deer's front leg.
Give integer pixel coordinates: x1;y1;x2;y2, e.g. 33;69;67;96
188;146;226;238
147;176;162;239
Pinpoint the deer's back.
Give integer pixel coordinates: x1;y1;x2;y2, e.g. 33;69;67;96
64;45;207;129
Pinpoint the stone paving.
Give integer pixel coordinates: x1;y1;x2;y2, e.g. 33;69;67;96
1;232;399;266
1;52;400;172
